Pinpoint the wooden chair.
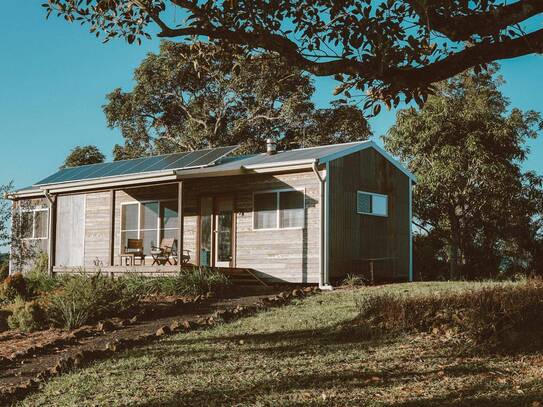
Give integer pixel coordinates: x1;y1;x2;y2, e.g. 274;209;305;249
151;238;191;266
120;238;145;266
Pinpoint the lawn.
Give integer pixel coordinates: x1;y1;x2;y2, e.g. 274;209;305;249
17;282;543;406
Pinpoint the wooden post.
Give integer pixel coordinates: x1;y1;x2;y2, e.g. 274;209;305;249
109;189;116;266
47;194;57;276
177;181;184;268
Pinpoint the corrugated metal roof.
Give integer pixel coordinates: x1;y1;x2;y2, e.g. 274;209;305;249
11;141;413;198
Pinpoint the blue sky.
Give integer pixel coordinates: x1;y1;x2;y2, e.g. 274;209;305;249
1;1;542;191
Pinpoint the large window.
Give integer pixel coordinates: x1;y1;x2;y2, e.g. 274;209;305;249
121;200;178;254
357;191;388;217
21;208;48;240
253;190;305;230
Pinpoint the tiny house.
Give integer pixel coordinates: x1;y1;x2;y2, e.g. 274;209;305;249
9;141;415;287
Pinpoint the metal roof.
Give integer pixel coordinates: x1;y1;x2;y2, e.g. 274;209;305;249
34;145;239;186
10;141;414;198
176;141;416;181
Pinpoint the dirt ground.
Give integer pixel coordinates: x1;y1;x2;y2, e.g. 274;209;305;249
0;285;292;395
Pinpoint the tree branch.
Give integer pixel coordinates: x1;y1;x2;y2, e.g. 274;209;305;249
408;0;543;41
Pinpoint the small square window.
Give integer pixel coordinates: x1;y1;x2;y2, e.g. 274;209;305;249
357;191;388;217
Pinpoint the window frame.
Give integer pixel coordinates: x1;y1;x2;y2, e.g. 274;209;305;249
120;199;179;254
20;207;49;240
356;191;389;217
252;188;306;231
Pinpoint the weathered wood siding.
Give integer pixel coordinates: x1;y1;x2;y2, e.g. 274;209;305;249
329;148;410;281
182;171;321;283
55;194;86;267
83;191;111;267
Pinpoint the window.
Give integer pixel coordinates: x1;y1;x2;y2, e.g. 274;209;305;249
121;200;178;254
357;191;388;217
21;208;49;240
253;190;304;230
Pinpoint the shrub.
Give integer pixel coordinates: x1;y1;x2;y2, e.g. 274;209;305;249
7;297;47;332
0;257;8;282
342;274;366;288
47;274;140;329
356;279;543;350
122;267;230;298
25;269;60;296
0;272;28;303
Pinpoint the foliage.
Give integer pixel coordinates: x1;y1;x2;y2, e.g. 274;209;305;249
357;279;543;349
9;199;39;273
122;267;230;297
25;253;61;295
385;67;543;279
0;182;13;248
0;254;9;282
105;41;370;159
42;1;543;111
47;274;140;329
7;296;47;332
342;274;366;288
0;272;28;304
62;145;105;168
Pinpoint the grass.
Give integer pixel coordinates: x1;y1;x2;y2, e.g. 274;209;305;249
17;282;543;406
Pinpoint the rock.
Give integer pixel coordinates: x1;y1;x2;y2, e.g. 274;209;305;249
303;286;313;293
181;320;192;330
156;325;171;337
97;320;115;332
292;289;302;297
169;320;181;331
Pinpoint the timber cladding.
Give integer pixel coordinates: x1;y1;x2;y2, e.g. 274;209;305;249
329;148;410;281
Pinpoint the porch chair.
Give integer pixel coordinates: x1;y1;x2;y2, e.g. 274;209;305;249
151;238;191;266
120;238;146;266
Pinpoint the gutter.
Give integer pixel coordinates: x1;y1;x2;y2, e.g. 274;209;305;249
312;160;333;290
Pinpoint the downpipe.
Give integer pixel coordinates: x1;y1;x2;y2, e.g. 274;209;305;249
312;160;333;291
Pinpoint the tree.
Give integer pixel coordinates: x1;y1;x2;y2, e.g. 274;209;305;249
43;1;543;109
62;145;106;168
0;182;13;247
105;41;370;158
384;66;543;279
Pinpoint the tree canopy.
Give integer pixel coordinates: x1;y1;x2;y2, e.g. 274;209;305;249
105;41;370;159
62;145;106;168
384;66;543;279
43;1;543;110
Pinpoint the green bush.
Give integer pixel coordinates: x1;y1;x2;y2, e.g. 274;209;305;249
0;257;8;282
47;274;140;329
342;274;366;288
0;272;28;303
7;297;47;332
356;279;543;349
123;267;230;298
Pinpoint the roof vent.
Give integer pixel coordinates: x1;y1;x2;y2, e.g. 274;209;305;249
266;138;277;155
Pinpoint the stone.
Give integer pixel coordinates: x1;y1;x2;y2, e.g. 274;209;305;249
181;320;192;330
97;320;115;332
156;325;171;337
303;286;313;293
169;320;181;331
